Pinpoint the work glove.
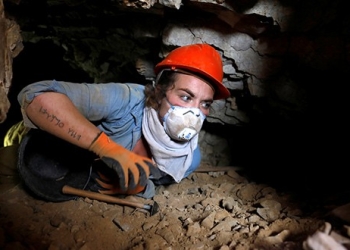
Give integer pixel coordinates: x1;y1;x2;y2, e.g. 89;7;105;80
89;132;156;191
95;170;147;195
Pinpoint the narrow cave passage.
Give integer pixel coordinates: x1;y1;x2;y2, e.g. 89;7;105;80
2;39;349;208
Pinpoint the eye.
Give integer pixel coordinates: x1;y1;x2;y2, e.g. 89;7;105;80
180;95;191;102
200;101;212;110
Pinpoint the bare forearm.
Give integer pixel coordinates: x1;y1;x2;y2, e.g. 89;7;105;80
25;92;101;149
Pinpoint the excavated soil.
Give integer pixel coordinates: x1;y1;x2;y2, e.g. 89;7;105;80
0;145;349;250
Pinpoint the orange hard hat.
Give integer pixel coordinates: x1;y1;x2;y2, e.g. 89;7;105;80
154;44;230;100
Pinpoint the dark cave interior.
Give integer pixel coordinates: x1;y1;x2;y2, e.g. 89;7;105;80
1;39;349;208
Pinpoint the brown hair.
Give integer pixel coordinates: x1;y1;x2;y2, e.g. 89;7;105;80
144;70;177;110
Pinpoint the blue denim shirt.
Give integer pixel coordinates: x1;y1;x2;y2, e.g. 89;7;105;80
18;80;201;182
17;80;145;151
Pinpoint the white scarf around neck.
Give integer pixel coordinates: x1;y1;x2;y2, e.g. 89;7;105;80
142;107;198;183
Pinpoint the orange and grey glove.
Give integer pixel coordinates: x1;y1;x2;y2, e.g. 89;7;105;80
95;170;147;195
89;132;156;191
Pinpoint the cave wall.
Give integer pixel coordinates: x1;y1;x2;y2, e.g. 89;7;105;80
1;0;349;191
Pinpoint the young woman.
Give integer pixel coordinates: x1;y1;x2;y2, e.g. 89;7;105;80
17;43;230;199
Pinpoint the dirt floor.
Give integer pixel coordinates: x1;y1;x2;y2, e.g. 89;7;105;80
1;145;350;250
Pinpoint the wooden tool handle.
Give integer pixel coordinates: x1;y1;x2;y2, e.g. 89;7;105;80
62;185;145;209
194;165;241;172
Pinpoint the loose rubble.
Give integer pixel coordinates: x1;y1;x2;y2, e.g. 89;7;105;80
0;146;350;249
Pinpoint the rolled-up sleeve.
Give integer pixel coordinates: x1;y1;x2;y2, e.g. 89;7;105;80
18;80;146;149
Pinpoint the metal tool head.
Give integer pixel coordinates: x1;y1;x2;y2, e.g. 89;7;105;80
150;201;159;216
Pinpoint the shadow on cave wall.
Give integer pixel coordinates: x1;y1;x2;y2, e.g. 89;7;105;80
208;68;349;204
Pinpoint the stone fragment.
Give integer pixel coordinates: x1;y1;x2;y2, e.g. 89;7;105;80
257;207;280;222
201;197;221;207
248;214;262;223
236;184;260;202
216;231;234;245
158;0;181;9
260;199;282;210
144;234;169;249
264;229;290;245
221;197;237;211
74;230;85;243
113;218;132;231
201;211;216;229
182;217;193;227
214;209;231;222
187;222;201;236
226;170;246;182
257;199;282;222
156;224;182;245
219;182;235;192
189;242;206;249
218;245;230;250
210;216;237;234
142;221;155;231
102;209;122;220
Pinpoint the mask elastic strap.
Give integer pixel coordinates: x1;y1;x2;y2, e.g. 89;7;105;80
153;68;168;88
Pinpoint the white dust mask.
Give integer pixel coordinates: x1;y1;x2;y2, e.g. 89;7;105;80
162;100;206;141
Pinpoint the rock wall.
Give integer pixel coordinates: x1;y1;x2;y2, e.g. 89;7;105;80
1;0;349;190
0;0;22;123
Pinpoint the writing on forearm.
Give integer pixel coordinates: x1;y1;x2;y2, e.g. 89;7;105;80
39;106;81;141
68;128;82;141
39;106;64;127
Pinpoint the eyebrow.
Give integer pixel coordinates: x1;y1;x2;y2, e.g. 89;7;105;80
179;88;214;102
